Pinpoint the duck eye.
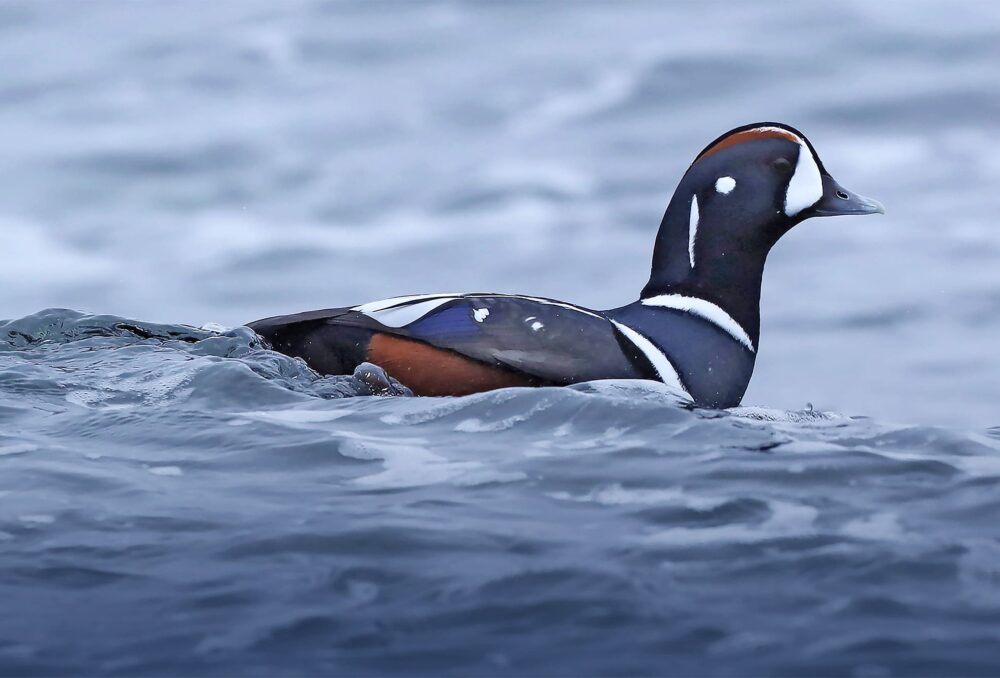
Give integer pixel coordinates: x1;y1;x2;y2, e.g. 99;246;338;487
771;157;792;172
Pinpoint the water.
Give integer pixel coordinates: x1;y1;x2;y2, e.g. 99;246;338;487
2;1;1000;675
4;311;1000;676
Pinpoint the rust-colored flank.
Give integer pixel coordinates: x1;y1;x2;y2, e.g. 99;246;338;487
697;127;801;161
367;334;535;396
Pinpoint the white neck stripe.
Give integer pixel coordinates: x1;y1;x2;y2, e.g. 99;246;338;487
688;194;699;269
640;294;755;352
610;320;691;400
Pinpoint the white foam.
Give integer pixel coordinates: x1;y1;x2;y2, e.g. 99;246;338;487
336;431;521;489
0;443;37;457
239;409;352;424
730;406;841;423
238;405;521;489
552;483;725;509
65;390;116;408
452;469;528;487
568;378;693;407
642;500;818;546
453;399;554;432
379;395;493;425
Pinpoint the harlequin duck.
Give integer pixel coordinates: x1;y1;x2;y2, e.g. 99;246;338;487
248;122;883;407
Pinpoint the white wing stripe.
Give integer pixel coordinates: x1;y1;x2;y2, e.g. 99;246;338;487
354;292;603;327
352;293;462;314
641;294;755;352
365;298;457;328
610;320;690;399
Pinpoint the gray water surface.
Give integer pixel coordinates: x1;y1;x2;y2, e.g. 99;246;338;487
4;310;1000;676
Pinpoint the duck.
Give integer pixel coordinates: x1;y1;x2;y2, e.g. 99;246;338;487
248;122;883;407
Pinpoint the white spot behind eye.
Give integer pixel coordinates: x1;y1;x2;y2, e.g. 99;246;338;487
715;176;736;194
473;308;489;322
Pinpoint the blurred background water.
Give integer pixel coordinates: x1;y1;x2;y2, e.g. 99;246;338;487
3;1;1000;676
2;0;999;427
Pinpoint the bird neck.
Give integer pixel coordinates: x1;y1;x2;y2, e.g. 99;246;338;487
640;190;769;345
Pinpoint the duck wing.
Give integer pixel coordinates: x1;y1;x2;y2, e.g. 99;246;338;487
249;294;650;390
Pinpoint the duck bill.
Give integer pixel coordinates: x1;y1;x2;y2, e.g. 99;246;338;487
810;174;885;217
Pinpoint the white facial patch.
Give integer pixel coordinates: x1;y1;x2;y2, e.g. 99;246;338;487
688;194;699;268
715;176;736;194
473;308;489;322
784;141;823;217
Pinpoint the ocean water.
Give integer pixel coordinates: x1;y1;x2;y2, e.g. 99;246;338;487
3;1;1000;675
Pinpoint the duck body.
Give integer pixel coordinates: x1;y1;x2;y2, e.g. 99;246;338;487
249;292;755;407
249;122;883;407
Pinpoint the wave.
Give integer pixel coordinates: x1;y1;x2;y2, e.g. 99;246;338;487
3;308;1000;675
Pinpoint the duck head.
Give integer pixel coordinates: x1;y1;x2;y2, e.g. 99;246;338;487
642;122;884;339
